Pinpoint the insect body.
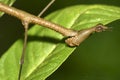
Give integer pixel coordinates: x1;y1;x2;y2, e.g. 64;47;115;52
65;24;108;46
0;1;109;80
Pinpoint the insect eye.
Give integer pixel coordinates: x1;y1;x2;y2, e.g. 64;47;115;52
95;24;108;32
95;26;103;32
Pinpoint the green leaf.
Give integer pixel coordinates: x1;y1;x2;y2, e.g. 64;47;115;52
0;5;120;80
0;0;16;16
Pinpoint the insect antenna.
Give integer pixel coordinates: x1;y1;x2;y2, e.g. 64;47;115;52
38;0;55;17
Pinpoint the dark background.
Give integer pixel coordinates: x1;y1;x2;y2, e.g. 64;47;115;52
0;0;120;80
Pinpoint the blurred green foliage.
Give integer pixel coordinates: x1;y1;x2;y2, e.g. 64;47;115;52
0;0;120;80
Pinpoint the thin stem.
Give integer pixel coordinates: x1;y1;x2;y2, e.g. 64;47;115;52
18;22;28;80
38;0;55;17
0;2;77;37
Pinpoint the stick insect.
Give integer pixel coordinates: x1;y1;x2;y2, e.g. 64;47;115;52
0;0;109;80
